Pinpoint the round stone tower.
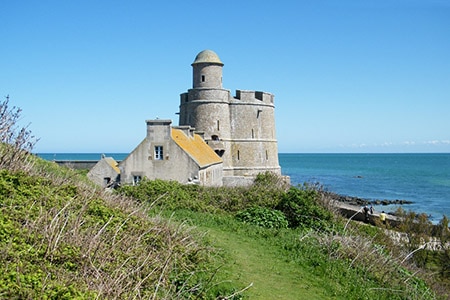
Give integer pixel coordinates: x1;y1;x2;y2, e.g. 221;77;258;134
179;50;233;173
179;50;281;179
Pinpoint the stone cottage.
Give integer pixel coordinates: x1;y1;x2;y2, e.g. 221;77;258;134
118;119;223;186
87;156;120;188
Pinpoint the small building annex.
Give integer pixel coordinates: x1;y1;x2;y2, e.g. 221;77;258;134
87;156;120;188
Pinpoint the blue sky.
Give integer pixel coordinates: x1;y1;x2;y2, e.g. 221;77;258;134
1;0;449;153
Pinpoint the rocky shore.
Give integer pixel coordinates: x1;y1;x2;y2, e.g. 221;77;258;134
326;191;413;207
324;192;410;226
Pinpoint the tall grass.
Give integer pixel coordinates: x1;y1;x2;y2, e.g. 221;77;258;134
0;98;233;299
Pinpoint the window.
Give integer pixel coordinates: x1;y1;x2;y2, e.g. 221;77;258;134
211;135;219;141
215;149;225;157
217;120;220;131
237;150;240;160
266;150;268;160
201;75;205;82
133;175;142;185
154;146;163;160
252;129;254;138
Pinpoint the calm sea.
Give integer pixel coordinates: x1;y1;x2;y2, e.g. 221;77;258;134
280;153;450;223
38;153;450;222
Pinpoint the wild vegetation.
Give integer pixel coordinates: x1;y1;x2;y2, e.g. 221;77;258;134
1;97;448;299
119;175;450;299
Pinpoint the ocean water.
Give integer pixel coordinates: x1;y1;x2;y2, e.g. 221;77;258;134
37;153;450;222
280;153;450;223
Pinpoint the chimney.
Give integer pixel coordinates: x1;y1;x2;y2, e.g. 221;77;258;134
146;119;172;142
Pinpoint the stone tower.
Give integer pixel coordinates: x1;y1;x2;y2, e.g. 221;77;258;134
179;50;280;180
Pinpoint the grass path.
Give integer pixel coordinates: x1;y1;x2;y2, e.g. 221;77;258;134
205;227;327;299
164;208;340;299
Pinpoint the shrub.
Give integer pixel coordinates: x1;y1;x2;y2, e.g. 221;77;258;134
235;207;288;229
0;96;39;172
276;185;333;230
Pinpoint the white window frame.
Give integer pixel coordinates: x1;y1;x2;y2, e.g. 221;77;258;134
154;146;163;160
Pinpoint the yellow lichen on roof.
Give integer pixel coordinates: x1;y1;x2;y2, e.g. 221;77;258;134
171;128;222;168
104;157;120;173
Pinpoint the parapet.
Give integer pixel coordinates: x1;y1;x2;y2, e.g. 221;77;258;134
235;90;274;104
173;125;196;138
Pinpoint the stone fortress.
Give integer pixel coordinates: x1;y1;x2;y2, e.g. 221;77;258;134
88;50;285;187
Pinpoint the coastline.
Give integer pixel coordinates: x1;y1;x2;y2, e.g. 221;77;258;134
37;153;448;223
326;192;413;207
333;199;400;226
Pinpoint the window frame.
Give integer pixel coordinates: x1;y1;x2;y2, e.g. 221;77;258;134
154;145;164;160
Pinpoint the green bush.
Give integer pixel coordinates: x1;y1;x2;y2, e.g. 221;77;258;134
235;207;288;229
118;176;285;214
276;186;332;230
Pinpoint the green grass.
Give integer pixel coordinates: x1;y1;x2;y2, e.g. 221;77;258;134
159;209;438;299
118;175;446;299
172;210;325;299
204;226;325;299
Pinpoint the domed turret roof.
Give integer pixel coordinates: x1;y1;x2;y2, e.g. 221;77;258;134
192;50;223;66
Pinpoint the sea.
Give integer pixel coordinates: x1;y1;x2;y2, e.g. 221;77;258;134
38;153;450;223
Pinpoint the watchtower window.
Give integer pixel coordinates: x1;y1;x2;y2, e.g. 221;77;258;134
217;120;220;131
215;149;225;157
154;146;163;160
201;75;205;82
252;129;254;138
237;150;240;160
211;135;219;141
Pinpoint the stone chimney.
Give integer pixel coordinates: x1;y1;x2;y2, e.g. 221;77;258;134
146;119;172;142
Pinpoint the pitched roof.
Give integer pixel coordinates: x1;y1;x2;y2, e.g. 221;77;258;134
171;128;222;168
104;157;120;174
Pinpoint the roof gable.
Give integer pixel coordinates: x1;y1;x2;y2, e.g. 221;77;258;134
171;128;222;168
104;157;120;173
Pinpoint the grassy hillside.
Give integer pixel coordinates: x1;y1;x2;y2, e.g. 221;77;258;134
119;175;450;299
1;152;449;299
0;157;227;299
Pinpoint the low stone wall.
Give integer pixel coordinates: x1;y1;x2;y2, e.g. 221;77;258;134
222;176;255;187
54;160;98;170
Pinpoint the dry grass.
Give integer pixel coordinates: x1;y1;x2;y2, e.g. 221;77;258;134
0;156;218;299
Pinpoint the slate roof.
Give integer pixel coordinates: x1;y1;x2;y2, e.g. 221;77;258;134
171;128;222;168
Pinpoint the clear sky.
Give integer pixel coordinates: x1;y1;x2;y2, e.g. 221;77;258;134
2;0;449;153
